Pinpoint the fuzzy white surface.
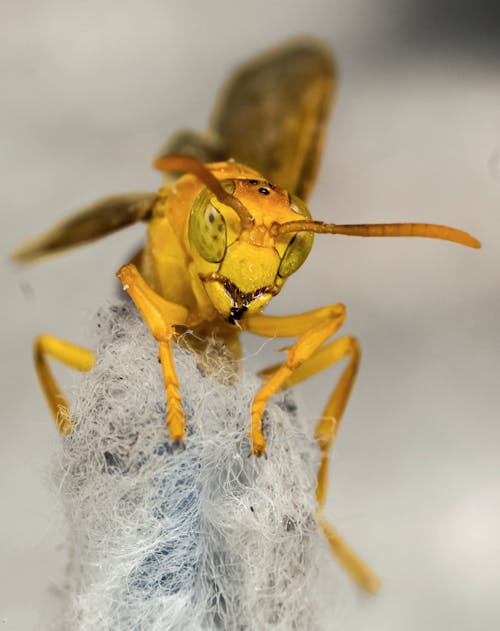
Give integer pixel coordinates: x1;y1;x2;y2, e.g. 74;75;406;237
54;302;339;631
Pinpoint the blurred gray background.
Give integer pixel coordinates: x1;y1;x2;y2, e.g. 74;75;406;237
1;1;499;629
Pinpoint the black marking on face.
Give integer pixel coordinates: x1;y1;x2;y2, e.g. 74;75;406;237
228;303;248;324
199;273;280;325
258;187;270;195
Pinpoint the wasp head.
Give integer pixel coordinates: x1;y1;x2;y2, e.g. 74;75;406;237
189;178;314;324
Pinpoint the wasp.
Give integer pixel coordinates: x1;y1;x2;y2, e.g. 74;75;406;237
13;39;480;594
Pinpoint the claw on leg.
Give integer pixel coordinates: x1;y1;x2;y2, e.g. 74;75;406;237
249;430;267;457
57;406;75;436
166;399;186;442
250;401;267;456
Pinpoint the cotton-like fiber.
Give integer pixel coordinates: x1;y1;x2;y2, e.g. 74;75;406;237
54;302;340;630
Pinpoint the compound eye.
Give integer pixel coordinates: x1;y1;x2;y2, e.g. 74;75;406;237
278;230;314;278
278;193;314;278
189;188;227;262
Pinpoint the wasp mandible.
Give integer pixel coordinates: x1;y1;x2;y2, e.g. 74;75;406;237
13;39;480;594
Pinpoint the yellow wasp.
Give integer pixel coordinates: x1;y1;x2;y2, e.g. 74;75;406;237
13;39;480;594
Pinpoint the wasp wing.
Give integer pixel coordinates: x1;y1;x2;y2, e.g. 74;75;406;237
157;39;336;201
211;39;337;201
12;192;156;264
157;129;224;167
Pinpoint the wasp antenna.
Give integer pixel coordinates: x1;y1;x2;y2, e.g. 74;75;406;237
153;155;253;228
277;220;481;249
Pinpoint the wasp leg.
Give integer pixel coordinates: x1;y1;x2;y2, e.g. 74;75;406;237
244;305;346;455
245;308;381;594
34;335;95;435
316;507;380;594
284;336;380;593
259;335;359;501
117;263;189;441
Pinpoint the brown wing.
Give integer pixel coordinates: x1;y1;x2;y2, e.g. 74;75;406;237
12;192;156;264
157;38;337;201
211;39;336;200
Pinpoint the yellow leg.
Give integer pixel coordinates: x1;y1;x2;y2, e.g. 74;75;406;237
117;263;189;441
244;304;347;338
258;335;360;501
245;308;381;594
158;340;185;441
316;509;381;594
34;334;95;435
306;338;380;594
244;304;346;456
260;336;358;485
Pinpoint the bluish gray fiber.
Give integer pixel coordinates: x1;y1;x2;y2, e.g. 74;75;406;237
54;302;332;630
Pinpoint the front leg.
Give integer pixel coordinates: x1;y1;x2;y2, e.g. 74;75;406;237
117;264;189;440
245;305;346;456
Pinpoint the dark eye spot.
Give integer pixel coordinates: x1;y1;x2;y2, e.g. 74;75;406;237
208;213;215;223
248;179;259;185
259;187;270;195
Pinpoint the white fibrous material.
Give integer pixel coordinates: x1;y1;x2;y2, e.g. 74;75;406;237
54;302;335;631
